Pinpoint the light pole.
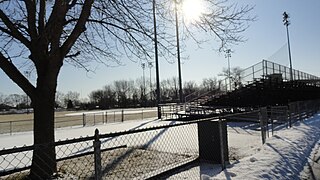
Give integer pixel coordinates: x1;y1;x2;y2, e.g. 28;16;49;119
225;49;232;91
152;0;161;119
148;62;153;101
174;0;183;103
24;71;31;114
141;63;146;106
283;12;293;81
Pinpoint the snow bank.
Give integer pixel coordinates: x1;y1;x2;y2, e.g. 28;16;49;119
211;114;320;179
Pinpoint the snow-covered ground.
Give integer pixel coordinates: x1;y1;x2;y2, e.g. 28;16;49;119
168;113;320;179
1;113;320;179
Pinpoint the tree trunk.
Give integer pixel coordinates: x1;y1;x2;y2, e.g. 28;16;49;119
29;88;57;179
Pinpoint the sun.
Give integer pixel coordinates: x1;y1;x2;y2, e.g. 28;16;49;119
181;0;205;23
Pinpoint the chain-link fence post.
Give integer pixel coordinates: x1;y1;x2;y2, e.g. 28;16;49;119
105;111;108;124
297;102;301;120
94;129;102;180
270;111;273;137
259;109;266;144
121;110;124;122
101;112;104;124
142;109;144;120
82;113;86;127
10;121;12;135
288;105;292;128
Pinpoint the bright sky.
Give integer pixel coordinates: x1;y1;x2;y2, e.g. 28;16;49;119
1;0;319;99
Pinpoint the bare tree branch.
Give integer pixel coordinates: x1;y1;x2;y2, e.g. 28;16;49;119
0;10;31;48
0;52;36;98
23;0;38;40
61;0;94;58
38;0;46;35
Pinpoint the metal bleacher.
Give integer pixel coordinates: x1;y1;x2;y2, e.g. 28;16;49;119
159;60;320;120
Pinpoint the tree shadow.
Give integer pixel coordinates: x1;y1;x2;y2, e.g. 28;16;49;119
96;121;177;179
72;118;161;155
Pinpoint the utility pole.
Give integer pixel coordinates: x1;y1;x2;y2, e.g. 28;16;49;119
24;71;31;114
174;0;183;103
141;63;146;106
148;62;153;101
225;49;232;91
153;0;161;119
283;12;293;81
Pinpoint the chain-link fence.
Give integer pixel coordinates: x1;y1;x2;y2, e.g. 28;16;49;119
0;117;230;179
1;99;319;179
259;99;320;144
0;108;157;135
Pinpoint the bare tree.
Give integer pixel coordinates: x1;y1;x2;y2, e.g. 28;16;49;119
220;66;244;89
64;91;80;106
0;92;4;105
0;0;254;178
201;77;218;91
114;80;134;107
55;91;65;108
4;94;23;107
183;80;198;97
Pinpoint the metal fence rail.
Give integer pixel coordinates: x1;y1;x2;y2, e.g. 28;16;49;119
1;119;207;179
259;99;320;144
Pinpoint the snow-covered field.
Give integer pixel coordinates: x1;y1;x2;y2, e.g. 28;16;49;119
1;113;320;179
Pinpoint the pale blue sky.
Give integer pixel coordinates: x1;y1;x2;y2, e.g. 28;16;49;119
1;0;320;99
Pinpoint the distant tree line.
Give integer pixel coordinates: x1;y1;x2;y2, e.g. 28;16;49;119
0;67;243;111
86;76;221;109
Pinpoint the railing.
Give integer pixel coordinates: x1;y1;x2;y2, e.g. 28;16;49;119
0;108;157;135
218;59;320;93
184;89;209;103
259;100;320;144
181;60;320;114
159;103;186;119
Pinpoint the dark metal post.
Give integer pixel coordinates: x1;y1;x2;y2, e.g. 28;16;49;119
174;0;183;103
121;110;124;122
10;121;12;135
259;110;266;144
142;109;144;120
94;129;102;180
82;113;86;127
262;60;265;77
252;66;255;79
148;62;153;102
105;112;108;124
141;63;146;107
153;0;161;119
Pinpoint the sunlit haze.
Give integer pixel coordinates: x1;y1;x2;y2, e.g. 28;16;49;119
182;0;206;23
